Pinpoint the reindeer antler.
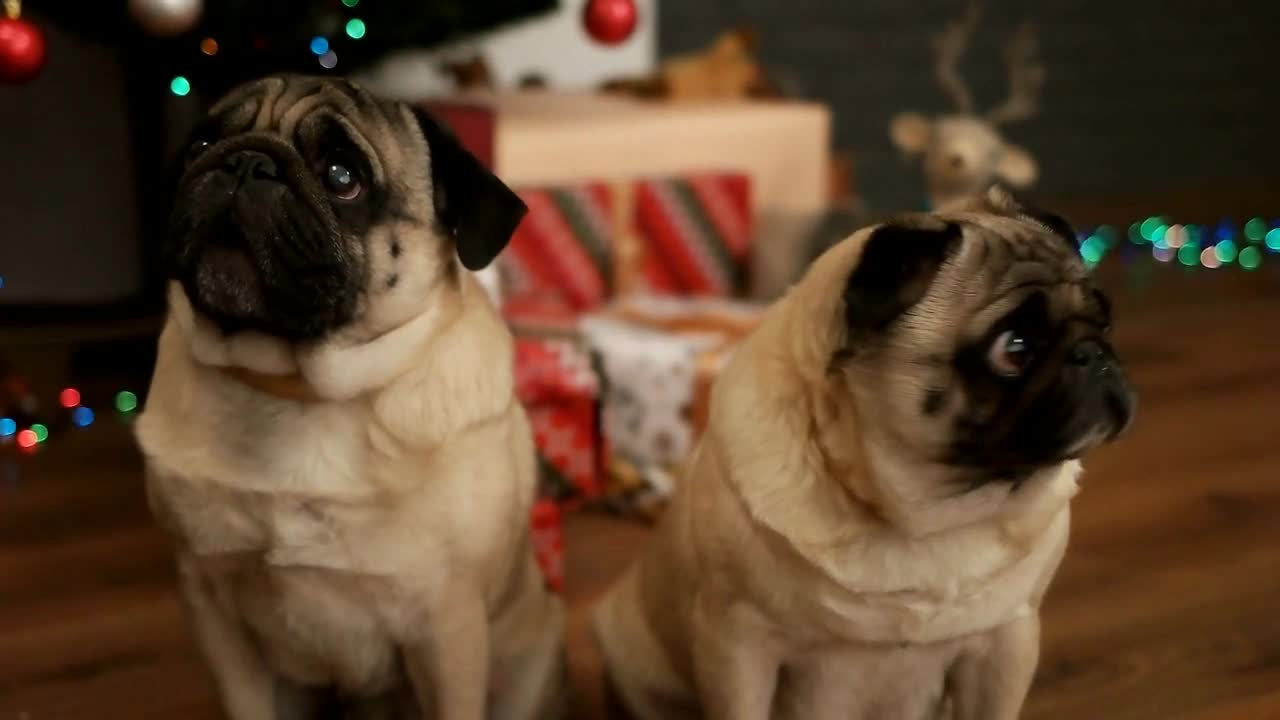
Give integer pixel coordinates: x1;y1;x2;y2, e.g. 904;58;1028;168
932;1;983;114
986;21;1046;126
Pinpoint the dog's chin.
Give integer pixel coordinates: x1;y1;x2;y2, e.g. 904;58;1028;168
950;413;1126;489
190;245;266;322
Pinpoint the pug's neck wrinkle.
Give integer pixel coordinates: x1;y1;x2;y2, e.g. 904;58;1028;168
296;292;461;401
169;283;299;375
169;275;472;402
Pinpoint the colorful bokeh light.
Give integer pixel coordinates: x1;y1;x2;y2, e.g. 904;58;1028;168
16;429;37;449
1177;244;1199;267
345;18;366;39
30;424;49;443
310;36;330;55
1244;217;1268;243
1079;235;1106;264
1215;239;1238;264
170;76;191;96
115;391;139;413
201;37;219;56
1199;246;1221;269
72;406;95;428
1239;246;1263;270
0;418;15;437
1266;228;1280;252
1139;217;1164;242
59;388;81;408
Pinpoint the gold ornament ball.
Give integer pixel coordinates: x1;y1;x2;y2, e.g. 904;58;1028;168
129;0;203;38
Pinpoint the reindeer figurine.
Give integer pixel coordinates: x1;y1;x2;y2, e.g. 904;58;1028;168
890;3;1046;210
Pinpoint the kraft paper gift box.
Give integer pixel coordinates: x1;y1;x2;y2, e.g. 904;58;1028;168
475;90;829;219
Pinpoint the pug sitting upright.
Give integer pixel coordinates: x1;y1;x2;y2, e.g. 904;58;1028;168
135;76;565;720
594;186;1136;720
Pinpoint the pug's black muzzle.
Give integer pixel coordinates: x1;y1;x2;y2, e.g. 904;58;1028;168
165;137;360;341
1069;339;1136;441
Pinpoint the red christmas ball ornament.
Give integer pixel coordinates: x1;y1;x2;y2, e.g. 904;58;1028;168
0;2;45;85
582;0;637;46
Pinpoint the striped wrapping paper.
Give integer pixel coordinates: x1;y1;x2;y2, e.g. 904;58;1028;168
500;183;615;313
633;173;753;297
498;173;754;316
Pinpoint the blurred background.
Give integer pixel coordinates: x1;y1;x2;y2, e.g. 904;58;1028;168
2;1;1278;718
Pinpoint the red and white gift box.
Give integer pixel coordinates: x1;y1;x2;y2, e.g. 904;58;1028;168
513;337;602;503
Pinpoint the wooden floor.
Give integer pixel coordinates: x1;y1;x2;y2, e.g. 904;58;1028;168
2;258;1279;719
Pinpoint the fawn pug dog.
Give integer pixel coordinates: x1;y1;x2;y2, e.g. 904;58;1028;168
135;75;565;720
594;187;1135;720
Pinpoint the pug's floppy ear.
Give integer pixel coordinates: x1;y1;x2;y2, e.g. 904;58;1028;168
411;107;528;271
844;218;960;340
890;112;934;155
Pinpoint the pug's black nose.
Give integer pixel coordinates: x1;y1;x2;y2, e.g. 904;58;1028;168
1070;340;1108;368
224;150;279;180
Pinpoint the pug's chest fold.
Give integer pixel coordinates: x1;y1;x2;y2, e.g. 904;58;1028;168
722;495;1071;649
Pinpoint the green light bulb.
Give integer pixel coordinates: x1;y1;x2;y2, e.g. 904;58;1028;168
1244;217;1267;243
116;391;139;413
1239;246;1262;270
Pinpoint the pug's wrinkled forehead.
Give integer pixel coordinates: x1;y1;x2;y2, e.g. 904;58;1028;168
933;185;1091;297
200;75;405;184
210;75;388;133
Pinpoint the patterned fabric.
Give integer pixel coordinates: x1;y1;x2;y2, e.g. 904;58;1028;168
501;183;615;313
513;338;602;502
633;173;752;297
530;499;565;592
579;298;763;522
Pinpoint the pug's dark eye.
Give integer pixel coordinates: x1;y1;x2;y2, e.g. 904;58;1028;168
949;154;965;169
324;163;362;200
186;139;211;164
988;330;1030;377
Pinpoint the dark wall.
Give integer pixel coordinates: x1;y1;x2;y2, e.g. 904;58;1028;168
661;0;1280;213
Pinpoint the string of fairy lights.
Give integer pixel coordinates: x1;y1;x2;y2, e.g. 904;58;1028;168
1;382;140;453
0;213;1274;458
169;0;367;97
1076;215;1278;270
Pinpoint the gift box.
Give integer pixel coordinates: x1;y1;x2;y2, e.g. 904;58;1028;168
514;337;602;505
417;100;495;168
631;173;753;297
580;296;764;520
501;182;617;313
530;499;565;593
498;172;754;317
476;90;829;218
